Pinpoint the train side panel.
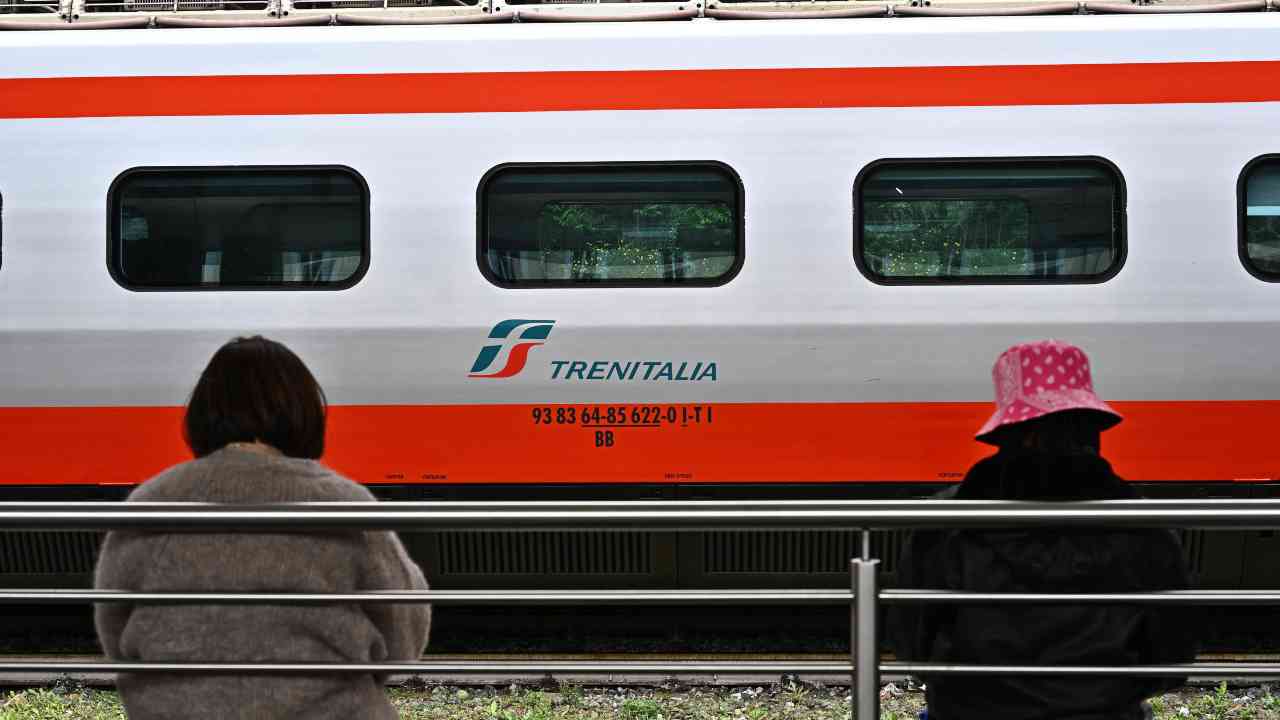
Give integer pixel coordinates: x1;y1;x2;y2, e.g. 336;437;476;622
1;18;1279;487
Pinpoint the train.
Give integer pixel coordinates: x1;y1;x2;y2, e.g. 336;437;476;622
1;3;1279;591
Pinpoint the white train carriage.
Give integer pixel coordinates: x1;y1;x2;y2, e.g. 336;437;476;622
1;6;1278;588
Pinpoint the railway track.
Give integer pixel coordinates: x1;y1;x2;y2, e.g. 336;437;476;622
2;653;1276;689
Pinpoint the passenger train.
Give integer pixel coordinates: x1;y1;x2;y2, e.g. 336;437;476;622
1;3;1278;589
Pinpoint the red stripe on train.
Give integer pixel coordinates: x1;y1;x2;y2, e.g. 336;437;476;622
0;401;1276;486
3;61;1280;119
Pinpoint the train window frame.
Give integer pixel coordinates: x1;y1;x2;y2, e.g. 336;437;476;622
1238;154;1280;282
852;156;1127;286
106;165;371;292
476;161;745;289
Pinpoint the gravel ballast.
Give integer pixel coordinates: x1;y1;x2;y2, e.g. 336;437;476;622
1;681;1277;719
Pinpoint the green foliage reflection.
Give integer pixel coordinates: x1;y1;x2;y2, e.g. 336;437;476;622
536;201;734;281
863;199;1031;278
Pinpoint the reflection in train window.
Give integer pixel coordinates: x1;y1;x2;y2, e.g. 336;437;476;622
855;159;1124;284
480;163;743;287
109;167;368;290
1242;156;1280;280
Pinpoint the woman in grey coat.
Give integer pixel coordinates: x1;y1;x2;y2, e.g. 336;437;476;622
95;336;430;720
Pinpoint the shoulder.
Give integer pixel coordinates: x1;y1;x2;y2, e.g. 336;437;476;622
298;465;378;502
125;458;208;502
953;453;1007;499
232;450;376;502
956;451;1135;501
242;451;376;502
128;449;376;503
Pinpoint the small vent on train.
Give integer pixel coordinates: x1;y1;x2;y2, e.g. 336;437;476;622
0;532;101;575
290;0;473;8
437;531;653;576
703;531;901;575
83;0;267;11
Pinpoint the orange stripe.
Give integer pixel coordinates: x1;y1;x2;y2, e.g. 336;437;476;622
3;61;1280;119
0;401;1276;486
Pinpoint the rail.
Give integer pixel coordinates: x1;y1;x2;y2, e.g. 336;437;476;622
2;0;1277;28
2;498;1279;719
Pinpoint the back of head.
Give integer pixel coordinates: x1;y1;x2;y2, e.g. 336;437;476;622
184;336;327;459
990;410;1104;457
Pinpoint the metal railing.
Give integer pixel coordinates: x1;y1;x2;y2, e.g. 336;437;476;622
7;0;1276;27
3;498;1280;719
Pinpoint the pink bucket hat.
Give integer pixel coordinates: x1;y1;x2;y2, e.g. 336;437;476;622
975;340;1122;444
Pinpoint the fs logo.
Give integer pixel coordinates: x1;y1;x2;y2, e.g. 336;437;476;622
468;319;555;379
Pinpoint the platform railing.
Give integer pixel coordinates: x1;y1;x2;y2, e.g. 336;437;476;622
3;498;1280;719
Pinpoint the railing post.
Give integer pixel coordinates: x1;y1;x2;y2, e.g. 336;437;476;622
851;530;880;720
850;557;857;719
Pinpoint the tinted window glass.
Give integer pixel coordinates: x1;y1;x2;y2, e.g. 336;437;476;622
1243;157;1280;279
481;164;741;286
110;168;367;289
856;160;1123;283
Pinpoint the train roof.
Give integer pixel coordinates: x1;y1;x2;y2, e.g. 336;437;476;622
0;0;1273;31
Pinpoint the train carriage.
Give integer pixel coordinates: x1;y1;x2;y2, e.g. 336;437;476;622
1;3;1279;589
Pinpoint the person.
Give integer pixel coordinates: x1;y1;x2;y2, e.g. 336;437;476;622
94;336;430;720
889;339;1196;720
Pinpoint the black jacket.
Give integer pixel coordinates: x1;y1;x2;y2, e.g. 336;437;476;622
888;451;1197;720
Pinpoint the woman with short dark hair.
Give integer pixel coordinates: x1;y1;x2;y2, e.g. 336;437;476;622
183;335;328;460
890;340;1196;720
95;336;430;720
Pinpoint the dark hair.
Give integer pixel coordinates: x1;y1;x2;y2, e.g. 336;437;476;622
184;336;326;459
989;410;1106;457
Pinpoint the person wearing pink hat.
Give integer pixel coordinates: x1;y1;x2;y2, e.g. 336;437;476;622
889;340;1196;720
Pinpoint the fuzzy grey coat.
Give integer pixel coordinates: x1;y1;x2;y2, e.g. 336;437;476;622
94;446;431;720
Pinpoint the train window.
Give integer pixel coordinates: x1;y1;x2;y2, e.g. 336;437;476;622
855;159;1124;284
1241;156;1280;280
479;163;743;287
108;167;368;290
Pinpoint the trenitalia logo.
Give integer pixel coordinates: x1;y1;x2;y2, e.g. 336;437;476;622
550;360;717;382
468;319;555;379
468;319;718;381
